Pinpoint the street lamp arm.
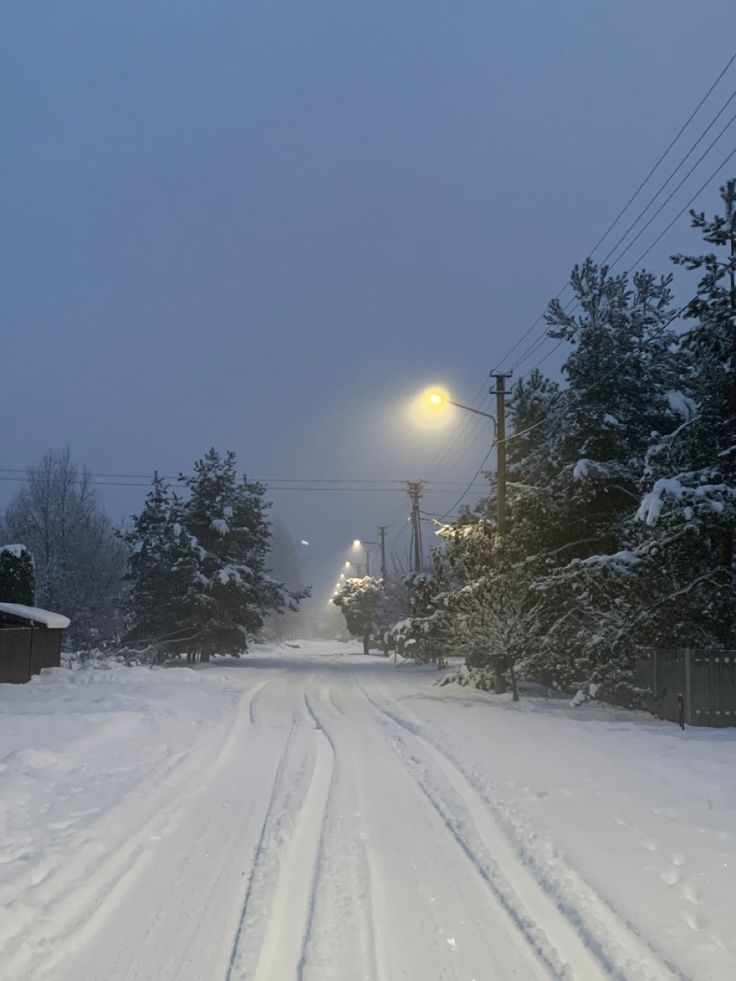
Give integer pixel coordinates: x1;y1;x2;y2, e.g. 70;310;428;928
448;400;497;437
447;399;495;421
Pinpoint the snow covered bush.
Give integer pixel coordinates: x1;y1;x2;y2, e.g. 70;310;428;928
333;576;384;655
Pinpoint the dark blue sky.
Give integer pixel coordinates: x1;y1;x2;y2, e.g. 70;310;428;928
2;1;734;600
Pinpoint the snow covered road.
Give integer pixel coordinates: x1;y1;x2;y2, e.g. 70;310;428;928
1;644;734;980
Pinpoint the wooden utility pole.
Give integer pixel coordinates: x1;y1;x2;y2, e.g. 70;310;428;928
406;481;424;573
378;526;387;579
725;210;736;574
489;372;512;536
489;372;512;693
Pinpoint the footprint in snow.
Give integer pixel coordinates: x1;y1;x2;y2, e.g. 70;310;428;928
681;907;705;932
660;866;680;885
682;881;702;906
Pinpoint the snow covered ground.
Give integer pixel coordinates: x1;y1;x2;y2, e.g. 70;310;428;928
1;642;734;981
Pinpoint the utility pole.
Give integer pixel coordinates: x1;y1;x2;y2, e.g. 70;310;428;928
365;549;371;576
489;372;512;536
406;481;424;573
378;526;387;579
489;372;512;694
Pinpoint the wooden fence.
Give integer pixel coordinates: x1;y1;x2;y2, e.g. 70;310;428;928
632;649;736;727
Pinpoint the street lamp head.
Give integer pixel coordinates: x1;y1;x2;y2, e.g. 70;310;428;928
428;390;446;407
344;561;351;567
352;539;362;548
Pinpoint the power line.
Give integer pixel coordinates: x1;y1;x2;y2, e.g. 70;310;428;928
599;87;736;269
435;444;496;521
587;50;736;257
0;467;489;488
508;133;736;378
621;143;736;272
610;112;736;270
491;51;736;378
431;54;736;481
0;472;490;496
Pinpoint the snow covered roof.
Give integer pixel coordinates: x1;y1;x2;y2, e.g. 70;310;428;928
0;603;70;629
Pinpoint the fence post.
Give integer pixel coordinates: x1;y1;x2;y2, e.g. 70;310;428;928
684;648;693;727
652;648;658;703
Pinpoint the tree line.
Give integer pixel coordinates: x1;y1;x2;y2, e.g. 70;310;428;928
334;180;736;705
0;447;307;657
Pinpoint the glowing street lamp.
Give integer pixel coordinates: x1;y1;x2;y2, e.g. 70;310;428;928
424;387;497;438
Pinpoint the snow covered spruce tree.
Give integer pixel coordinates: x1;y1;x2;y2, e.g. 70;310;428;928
0;544;35;605
179;449;301;659
515;261;684;690
122;475;204;659
538;262;681;555
125;450;303;662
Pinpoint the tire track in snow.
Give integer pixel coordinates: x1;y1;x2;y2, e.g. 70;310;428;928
294;690;340;981
322;675;549;981
2;678;270;981
227;688;335;981
61;675;297;981
296;686;380;981
224;711;305;981
361;683;688;981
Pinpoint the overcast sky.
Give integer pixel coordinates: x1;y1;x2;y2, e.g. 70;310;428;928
2;0;734;602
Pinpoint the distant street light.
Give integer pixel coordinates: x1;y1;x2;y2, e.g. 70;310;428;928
351;539;373;576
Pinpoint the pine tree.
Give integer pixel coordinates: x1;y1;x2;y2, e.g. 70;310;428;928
123;475;203;659
0;544;35;606
429;263;684;693
539;261;681;557
179;449;299;658
630;180;736;648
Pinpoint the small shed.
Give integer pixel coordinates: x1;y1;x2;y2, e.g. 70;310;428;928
0;603;70;684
